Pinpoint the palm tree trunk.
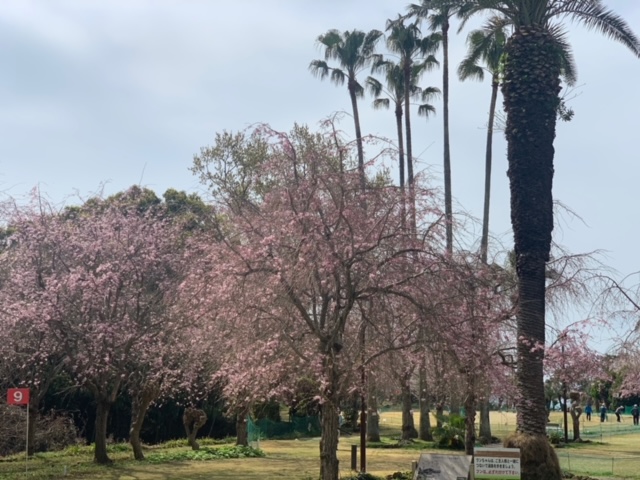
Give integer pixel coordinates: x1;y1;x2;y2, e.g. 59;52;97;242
442;18;453;253
480;77;499;263
403;62;417;232
395;103;405;189
504;25;559;437
349;81;366;192
502;26;562;480
395;102;408;229
404;65;413;187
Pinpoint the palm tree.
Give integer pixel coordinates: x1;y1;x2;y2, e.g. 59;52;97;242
408;1;472;253
385;17;440;190
367;61;440;189
309;29;382;191
432;1;639;478
458;17;509;265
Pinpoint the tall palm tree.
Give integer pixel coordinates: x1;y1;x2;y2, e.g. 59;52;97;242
408;1;472;253
458;17;509;265
310;29;382;191
385;17;440;190
433;1;639;478
367;61;440;189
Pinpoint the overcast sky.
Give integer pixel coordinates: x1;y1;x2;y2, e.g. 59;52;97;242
1;1;639;334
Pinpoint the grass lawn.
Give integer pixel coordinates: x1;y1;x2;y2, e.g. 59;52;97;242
2;411;640;479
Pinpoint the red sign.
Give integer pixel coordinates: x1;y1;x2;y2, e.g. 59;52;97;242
7;388;30;405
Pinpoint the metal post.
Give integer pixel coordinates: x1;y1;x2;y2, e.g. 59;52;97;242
563;384;568;443
359;323;367;473
351;445;358;470
562;343;568;444
25;405;29;474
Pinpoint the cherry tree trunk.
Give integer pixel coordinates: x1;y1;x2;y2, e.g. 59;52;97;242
367;388;380;442
348;396;359;431
570;408;582;441
129;390;155;460
94;399;113;464
418;363;432;441
236;408;249;447
479;398;492;443
319;349;341;480
436;402;444;428
401;380;417;440
319;401;340;480
183;408;207;451
464;393;477;455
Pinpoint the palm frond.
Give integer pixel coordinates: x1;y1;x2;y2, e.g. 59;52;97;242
372;98;391;110
417;103;437;118
421;86;442;101
366;76;384;97
415;54;440;74
458;16;508;82
330;68;346;85
420;31;443;55
548;24;577;86
309;60;332;81
458;58;485;81
557;0;640;57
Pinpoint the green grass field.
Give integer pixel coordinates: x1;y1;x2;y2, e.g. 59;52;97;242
2;411;640;480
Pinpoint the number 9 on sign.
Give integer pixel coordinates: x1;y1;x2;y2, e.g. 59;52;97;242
7;388;30;405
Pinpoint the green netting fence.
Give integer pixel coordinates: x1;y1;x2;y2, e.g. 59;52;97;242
557;452;640;478
247;415;321;442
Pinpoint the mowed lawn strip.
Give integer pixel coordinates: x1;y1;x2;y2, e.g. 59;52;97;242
3;411;640;479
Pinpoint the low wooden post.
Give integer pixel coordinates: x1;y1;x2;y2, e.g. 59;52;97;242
351;445;358;470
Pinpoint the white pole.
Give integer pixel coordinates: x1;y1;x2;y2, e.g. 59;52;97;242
26;405;29;475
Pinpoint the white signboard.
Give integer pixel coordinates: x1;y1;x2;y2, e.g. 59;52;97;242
474;447;520;479
413;453;472;480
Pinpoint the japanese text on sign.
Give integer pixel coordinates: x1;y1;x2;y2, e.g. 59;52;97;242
474;447;520;479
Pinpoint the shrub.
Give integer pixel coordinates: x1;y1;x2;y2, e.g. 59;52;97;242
432;413;465;450
342;473;384;480
0;405;79;456
145;445;265;463
386;472;413;480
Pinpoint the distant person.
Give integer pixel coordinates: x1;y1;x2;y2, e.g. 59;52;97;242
632;405;639;425
600;404;607;422
585;404;592;421
615;405;624;422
